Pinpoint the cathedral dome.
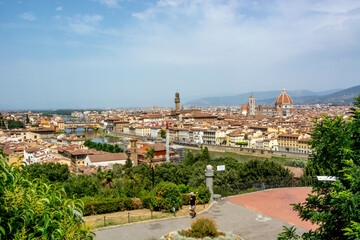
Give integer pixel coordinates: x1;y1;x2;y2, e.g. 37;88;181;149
241;104;248;110
275;88;293;105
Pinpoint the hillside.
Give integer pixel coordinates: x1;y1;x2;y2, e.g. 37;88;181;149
185;88;346;107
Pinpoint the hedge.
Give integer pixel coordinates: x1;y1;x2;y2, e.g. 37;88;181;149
84;198;136;216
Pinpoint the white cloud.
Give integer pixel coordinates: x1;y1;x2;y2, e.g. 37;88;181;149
65;14;103;35
91;0;121;8
19;12;36;21
128;0;360;66
56;6;63;11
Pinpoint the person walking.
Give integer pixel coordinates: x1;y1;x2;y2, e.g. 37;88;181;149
189;192;197;218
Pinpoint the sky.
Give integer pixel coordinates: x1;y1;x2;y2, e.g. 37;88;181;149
0;0;360;110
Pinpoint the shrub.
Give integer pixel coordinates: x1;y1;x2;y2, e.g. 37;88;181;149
132;198;143;209
179;217;218;238
181;193;191;205
83;198;136;216
195;185;211;204
149;182;182;211
178;184;190;193
0;150;93;239
141;195;152;209
191;217;218;238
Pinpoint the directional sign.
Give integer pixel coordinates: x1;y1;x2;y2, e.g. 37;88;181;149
317;176;338;181
217;165;225;171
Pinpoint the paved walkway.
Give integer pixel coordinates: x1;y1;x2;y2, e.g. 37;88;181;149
95;198;308;240
226;187;316;231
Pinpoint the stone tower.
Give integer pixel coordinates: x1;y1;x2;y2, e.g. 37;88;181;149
130;139;138;166
248;95;255;116
175;92;180;112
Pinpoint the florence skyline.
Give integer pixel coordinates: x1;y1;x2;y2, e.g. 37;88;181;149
1;0;360;110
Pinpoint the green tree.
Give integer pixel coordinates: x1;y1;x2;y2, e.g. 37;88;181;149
280;95;360;240
183;151;196;166
22;162;70;182
125;157;133;168
149;181;182;211
26;114;30;124
64;174;101;198
200;147;211;163
145;148;156;189
0;149;93;239
304;115;353;177
7;120;25;129
160;129;166;138
235;142;248;147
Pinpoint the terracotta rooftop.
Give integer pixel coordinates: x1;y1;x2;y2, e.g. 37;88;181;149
87;153;128;163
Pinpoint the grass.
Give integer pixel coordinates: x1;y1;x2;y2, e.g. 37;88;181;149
271;156;304;161
84;203;210;229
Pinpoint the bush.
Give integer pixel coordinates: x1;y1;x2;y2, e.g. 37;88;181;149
0;151;93;239
179;217;219;238
83;198;137;216
149;182;182;211
132;198;143;209
195;185;211;204
178;184;190;193
181;193;191;205
141;195;152;209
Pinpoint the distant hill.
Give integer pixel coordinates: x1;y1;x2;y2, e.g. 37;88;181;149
185;86;359;106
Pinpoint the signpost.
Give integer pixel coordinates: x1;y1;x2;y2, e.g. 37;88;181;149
317;176;338;181
217;165;225;197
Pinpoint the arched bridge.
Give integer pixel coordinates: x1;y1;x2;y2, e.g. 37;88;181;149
64;122;102;131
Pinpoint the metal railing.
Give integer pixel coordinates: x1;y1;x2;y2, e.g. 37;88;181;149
214;176;316;197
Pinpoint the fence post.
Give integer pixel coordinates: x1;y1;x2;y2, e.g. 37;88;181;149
128;212;130;223
151;209;153;219
104;216;106;227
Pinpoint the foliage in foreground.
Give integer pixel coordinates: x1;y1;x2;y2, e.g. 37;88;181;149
279;94;360;240
0;150;93;239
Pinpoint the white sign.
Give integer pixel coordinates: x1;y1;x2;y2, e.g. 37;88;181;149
317;176;338;181
217;165;225;171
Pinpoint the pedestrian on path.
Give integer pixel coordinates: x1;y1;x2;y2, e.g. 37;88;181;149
189;192;197;218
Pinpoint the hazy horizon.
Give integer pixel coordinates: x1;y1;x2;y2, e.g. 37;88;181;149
1;0;359;110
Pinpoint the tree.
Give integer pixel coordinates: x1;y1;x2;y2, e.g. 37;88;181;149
304;115;353;177
0;149;93;239
183;151;196;166
279;95;360;239
145;148;156;188
7;120;25;129
26;114;30;124
160;129;166;139
22;162;70;182
235;142;248;147
200;147;211;163
125;157;133;168
149;182;182;211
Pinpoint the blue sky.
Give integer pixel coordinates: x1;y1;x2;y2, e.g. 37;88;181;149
0;0;359;110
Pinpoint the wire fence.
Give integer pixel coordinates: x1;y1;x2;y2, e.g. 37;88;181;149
214;176;316;197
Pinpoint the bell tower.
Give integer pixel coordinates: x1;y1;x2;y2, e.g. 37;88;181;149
175;92;180;112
